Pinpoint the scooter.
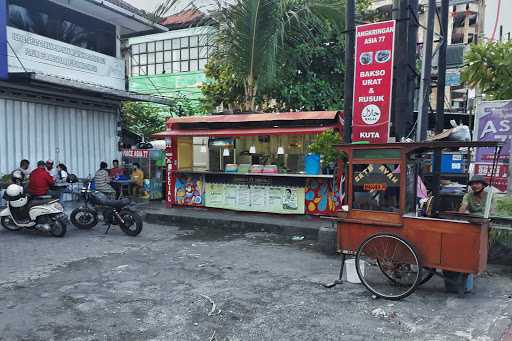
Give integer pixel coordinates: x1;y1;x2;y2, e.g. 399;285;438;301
0;184;67;237
70;182;143;236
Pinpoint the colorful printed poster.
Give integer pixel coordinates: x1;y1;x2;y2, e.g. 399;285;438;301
352;20;396;143
305;178;341;215
282;188;299;210
175;175;205;206
474;100;512;192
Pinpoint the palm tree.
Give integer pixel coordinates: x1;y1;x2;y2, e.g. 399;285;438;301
207;0;345;112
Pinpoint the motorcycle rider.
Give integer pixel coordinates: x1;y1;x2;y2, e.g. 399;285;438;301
29;161;55;197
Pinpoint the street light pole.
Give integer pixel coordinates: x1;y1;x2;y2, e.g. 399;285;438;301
416;0;436;142
432;0;450;215
343;0;355;144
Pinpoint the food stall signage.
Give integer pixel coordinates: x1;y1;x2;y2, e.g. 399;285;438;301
474;100;512;192
363;183;387;191
352;20;396;144
0;0;6;80
355;164;399;184
122;149;150;158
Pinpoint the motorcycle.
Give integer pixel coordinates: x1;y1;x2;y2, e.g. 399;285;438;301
70;182;143;236
0;184;67;237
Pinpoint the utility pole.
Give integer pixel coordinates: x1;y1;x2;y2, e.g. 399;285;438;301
416;0;436;142
432;0;450;215
393;0;410;140
406;0;419;138
343;0;355;143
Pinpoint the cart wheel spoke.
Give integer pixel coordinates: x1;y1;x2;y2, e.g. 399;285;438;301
356;233;422;300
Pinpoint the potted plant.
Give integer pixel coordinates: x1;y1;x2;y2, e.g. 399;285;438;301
308;130;345;174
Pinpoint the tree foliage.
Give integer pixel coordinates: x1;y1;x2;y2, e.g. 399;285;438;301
122;102;166;139
201;0;374;112
461;42;512;100
203;0;345;112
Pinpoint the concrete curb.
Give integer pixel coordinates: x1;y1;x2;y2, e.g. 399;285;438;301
144;211;330;240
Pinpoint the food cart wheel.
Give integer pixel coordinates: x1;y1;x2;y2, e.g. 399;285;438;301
356;233;422;300
377;262;435;287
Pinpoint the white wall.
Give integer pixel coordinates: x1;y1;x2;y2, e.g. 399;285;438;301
0;98;119;178
127;26;215;46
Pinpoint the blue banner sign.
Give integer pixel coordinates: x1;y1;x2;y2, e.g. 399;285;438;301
0;0;7;80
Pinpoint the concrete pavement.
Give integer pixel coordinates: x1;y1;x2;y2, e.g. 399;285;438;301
1;222;512;340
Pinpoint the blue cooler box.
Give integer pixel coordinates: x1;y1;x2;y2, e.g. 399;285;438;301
440;154;464;173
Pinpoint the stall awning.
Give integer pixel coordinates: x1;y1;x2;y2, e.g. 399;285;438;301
166;111;342;126
154;125;338;138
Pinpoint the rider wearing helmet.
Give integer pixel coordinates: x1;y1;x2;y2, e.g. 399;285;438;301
459;175;488;215
11;169;25;185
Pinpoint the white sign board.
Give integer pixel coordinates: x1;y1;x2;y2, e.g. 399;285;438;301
7;27;125;90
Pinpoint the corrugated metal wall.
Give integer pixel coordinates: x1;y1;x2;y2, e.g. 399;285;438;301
0;97;119;178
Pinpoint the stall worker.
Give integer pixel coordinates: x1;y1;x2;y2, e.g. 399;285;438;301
459;175;488;215
130;163;144;197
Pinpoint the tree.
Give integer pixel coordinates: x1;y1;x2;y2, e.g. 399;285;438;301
269;18;345;111
205;0;345;112
121;102;167;139
461;42;512;100
201;0;376;112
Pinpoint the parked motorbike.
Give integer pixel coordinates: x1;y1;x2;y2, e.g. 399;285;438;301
0;184;67;237
70;182;143;236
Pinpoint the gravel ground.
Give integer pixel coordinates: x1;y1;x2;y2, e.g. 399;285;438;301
0;222;511;341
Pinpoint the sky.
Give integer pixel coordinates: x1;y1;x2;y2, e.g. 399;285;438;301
124;0;217;14
483;0;512;41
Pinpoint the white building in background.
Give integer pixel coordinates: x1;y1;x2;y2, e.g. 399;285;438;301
0;0;171;177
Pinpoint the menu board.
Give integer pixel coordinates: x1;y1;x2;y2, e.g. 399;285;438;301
224;184;238;207
205;183;305;214
206;183;225;206
352;20;396;143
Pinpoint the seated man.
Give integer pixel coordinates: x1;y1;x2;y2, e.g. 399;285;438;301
94;161;116;198
28;161;55;197
459;175;488;215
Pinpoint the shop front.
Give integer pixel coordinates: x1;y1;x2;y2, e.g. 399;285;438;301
156;111;344;216
120;148;166;200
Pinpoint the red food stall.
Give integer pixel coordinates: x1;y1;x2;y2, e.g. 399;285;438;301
155;111;344;216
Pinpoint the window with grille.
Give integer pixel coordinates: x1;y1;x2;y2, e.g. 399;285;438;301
130;34;213;77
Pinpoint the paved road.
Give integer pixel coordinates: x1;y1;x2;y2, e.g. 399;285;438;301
0;223;511;341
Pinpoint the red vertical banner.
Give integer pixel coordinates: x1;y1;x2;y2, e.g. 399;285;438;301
165;137;178;207
352;20;396;144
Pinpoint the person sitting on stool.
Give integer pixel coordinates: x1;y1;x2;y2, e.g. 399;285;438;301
130;163;144;197
459;175;488;216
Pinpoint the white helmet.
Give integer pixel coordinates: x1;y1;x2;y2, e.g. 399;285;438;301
4;184;28;208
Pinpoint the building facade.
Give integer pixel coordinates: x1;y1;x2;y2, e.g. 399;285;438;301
0;0;170;177
125;10;214;107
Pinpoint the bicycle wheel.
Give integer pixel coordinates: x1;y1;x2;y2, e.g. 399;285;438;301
356;233;421;300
